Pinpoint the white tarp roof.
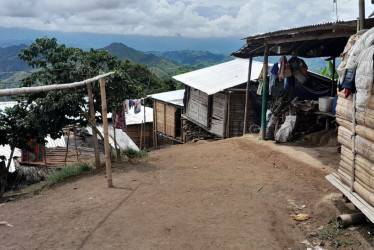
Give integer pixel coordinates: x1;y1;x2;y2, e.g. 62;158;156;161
172;58;263;95
126;105;153;125
148;89;184;107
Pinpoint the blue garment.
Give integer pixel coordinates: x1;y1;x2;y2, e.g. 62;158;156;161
270;63;279;74
269;73;277;95
284;76;296;91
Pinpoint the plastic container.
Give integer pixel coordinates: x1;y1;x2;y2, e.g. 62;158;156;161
319;96;335;112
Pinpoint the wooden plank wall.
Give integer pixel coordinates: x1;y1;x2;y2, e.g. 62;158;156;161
229;92;255;137
186;88;209;127
45;147;103;167
154;101;177;138
155;102;165;133
210;92;227;137
126;123;153;149
165;105;176;137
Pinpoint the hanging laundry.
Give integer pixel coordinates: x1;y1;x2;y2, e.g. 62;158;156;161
134;99;141;114
269;73;277;95
278;55;287;81
129;99;135;109
124;99;129;114
115;103;126;131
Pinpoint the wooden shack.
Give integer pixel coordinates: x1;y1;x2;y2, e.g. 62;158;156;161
148;89;185;146
173;59;264;139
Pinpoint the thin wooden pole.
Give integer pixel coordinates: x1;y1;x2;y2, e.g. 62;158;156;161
87;82;101;168
350;93;357;192
243;57;253;135
112;110;119;161
0;72;114;97
359;0;365;30
331;58;336;97
143;101;147;149
73;126;80;163
154;101;158;148
225;92;232;138
99;77;113;188
260;44;269;140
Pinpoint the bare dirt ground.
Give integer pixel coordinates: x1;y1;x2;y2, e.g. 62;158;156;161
1;134;374;250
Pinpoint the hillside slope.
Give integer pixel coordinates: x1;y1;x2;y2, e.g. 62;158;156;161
0;44;29;72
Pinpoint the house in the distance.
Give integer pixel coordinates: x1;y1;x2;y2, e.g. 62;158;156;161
173;58;263;139
148;89;185;147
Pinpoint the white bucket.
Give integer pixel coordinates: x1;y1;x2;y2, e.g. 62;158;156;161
319;96;335;112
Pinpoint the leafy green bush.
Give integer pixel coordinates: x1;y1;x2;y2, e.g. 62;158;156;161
120;149;148;159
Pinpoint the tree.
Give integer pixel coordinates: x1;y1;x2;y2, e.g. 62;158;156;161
320;61;338;80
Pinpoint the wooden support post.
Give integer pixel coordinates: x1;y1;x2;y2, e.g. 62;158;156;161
143;100;147;149
260;44;269;140
350;93;357;192
359;0;365;30
164;104;166;135
153;101;157;148
225;92;232;138
87;82;101;168
99;77;113;188
243;57;253;135
331;57;336;96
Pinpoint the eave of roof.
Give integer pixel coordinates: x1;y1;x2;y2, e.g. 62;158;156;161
232;19;374;58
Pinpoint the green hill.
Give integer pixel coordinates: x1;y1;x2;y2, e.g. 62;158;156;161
150;50;232;69
0;44;29;72
99;43;189;79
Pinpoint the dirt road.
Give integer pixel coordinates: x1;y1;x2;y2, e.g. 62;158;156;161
0;135;373;249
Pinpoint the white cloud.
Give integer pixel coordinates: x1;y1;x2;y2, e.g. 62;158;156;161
0;0;371;38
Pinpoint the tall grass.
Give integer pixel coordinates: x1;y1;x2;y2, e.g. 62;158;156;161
47;163;92;185
33;163;92;193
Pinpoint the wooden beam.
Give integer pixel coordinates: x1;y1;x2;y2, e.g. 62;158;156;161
99;77;113;188
0;72;114;97
266;30;353;45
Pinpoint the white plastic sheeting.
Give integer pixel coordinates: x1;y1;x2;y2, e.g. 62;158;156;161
275;116;297;143
356;45;374;109
86;123;139;152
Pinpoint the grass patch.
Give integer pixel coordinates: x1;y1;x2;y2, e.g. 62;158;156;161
312;217;361;248
47;163;92;185
120;149;148;159
33;163;92;193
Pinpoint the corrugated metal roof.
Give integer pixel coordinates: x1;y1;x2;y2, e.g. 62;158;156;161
126;105;153;125
86;123;140;151
172;59;263;95
147;89;184;107
45;135;66;148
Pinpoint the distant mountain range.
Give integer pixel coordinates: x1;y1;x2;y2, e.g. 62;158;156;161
149;50;232;69
99;43;189;79
0;42;236;93
0;27;245;54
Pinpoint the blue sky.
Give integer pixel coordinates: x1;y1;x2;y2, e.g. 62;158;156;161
0;0;372;39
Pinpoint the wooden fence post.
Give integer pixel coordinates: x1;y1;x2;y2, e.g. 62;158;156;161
99;77;113;188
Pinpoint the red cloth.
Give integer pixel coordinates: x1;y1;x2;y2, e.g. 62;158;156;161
278;55;287;81
344;89;352;98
